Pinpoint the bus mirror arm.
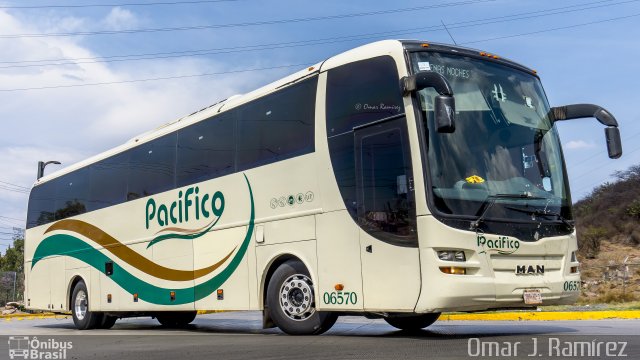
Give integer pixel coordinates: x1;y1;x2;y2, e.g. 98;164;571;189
401;72;456;133
550;104;622;159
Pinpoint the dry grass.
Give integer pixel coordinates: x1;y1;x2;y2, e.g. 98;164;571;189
577;240;640;304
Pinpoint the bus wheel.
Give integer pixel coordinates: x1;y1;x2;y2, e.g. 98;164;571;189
156;311;197;328
384;313;441;331
99;314;117;329
71;280;101;330
266;260;337;335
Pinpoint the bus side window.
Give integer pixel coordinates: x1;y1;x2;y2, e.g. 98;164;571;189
325;55;404;136
88;152;128;211
177;111;235;188
236;77;317;171
53;168;90;220
326;55;405;220
26;181;56;228
127;132;176;200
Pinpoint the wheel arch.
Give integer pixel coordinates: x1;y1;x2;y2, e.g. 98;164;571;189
67;275;86;311
259;253;315;310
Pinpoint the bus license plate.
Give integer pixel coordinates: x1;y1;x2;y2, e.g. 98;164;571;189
523;289;542;305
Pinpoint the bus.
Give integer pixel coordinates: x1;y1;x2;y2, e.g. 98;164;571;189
24;40;622;334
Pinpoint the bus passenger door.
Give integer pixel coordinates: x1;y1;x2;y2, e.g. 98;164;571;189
354;117;422;311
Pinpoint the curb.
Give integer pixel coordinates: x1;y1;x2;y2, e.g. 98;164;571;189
2;310;639;321
1;313;67;320
1;310;222;320
440;310;640;321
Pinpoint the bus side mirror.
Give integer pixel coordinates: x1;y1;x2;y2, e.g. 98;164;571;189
434;95;456;133
401;71;456;133
605;127;622;159
550;103;622;159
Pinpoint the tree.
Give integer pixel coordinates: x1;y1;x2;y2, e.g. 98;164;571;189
0;237;24;273
0;232;24;304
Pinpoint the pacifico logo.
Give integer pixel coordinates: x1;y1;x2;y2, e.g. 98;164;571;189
477;233;520;255
145;186;225;229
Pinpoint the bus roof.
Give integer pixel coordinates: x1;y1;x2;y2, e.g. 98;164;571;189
33;39;535;186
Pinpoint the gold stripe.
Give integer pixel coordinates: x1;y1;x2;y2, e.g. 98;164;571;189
45;219;234;282
154;217;216;235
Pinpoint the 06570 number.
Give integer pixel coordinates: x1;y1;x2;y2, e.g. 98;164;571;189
563;280;581;292
322;291;358;305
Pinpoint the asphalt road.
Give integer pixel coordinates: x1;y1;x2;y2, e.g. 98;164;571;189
1;312;639;359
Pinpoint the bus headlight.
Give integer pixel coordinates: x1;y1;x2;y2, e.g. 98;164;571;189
438;250;466;262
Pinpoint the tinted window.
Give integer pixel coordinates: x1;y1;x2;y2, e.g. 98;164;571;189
54;168;89;220
328;134;356;217
357;123;416;244
127;133;176;200
177;112;235;187
326;56;403;136
236;77;316;170
88;152;128;211
26;181;56;228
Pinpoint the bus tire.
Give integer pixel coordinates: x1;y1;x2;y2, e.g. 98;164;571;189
99;314;117;329
266;260;337;335
70;280;101;330
384;313;441;331
156;311;197;328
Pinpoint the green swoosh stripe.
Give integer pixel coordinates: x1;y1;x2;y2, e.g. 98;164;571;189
31;174;255;306
147;215;222;248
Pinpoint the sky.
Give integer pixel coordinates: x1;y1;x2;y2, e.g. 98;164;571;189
0;0;639;247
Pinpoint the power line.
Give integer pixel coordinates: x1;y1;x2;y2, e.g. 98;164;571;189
572;145;640;195
462;12;640;44
0;62;313;92
564;128;640;175
0;9;636;93
0;0;242;9
0;0;496;39
0;185;29;194
0;0;632;69
0;215;25;222
0;180;29;190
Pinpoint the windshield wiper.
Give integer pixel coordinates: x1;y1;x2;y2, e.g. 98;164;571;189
470;193;546;231
504;205;574;230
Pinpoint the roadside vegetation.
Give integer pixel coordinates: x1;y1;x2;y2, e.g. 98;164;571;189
573;164;640;303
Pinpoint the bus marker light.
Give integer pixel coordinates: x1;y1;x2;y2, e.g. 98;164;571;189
217;289;224;300
438;250;466;262
440;267;466;275
308;66;315;71
107;294;112;303
170;291;176;301
421;43;429;48
133;293;138;302
334;284;344;291
570;266;579;274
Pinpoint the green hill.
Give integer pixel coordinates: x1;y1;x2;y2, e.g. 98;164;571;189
573;164;640;303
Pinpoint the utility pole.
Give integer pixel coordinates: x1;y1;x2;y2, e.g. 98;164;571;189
12;271;16;302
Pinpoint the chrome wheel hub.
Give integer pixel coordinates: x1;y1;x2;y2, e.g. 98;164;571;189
74;290;88;321
279;274;315;321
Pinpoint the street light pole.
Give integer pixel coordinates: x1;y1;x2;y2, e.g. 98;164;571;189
37;160;61;180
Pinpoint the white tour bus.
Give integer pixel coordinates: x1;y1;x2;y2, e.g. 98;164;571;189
24;40;622;334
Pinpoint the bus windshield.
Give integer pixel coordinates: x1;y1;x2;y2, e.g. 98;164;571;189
409;51;572;225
